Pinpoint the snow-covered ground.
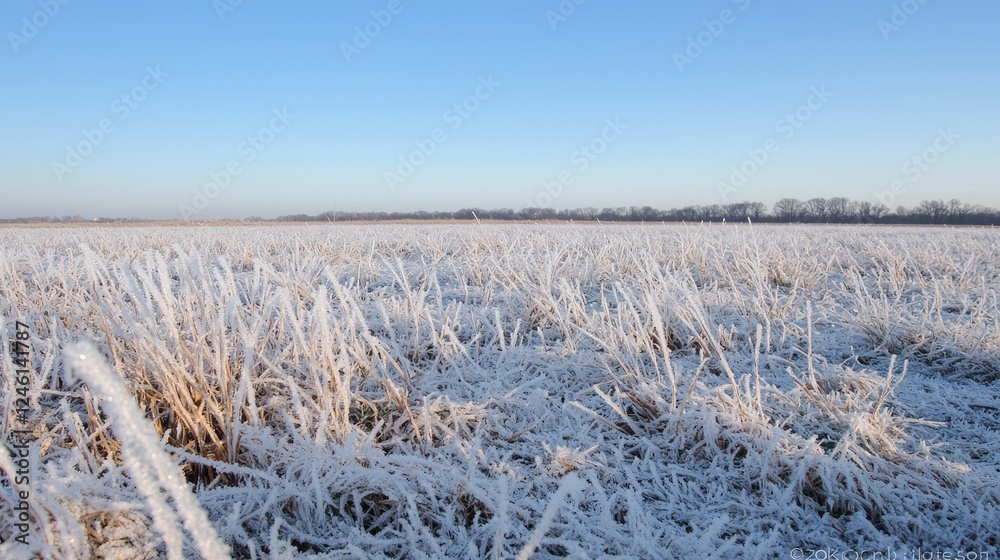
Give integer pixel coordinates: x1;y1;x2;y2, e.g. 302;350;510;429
1;224;998;559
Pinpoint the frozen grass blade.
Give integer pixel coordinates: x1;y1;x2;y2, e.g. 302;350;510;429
65;342;230;560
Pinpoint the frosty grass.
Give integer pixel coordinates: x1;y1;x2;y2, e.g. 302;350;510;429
1;223;998;558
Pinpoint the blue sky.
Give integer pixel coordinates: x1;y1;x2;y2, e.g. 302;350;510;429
1;0;997;219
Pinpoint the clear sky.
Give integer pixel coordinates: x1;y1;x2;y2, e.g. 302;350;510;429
1;1;997;219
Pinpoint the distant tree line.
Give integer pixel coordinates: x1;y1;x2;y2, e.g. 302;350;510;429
277;198;999;225
2;198;996;225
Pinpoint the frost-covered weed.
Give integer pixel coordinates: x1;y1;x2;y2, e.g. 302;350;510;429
1;224;998;558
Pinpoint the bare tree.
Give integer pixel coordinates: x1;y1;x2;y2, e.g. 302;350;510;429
852;201;870;223
915;200;949;224
947;199;971;222
774;198;802;222
827;197;850;222
698;205;722;221
870;203;888;221
805;198;828;222
724;202;752;221
854;201;885;223
672;206;700;221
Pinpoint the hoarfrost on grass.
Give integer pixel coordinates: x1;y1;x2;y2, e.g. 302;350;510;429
1;223;998;558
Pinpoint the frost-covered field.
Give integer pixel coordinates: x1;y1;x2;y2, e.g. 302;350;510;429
1;224;999;559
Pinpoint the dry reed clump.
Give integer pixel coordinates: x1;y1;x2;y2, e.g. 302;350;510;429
1;224;998;558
